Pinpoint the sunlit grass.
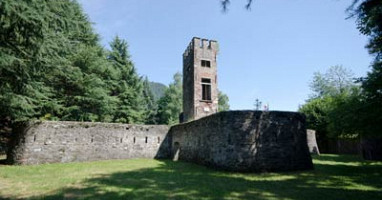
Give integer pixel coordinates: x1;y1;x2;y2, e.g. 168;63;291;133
0;155;381;200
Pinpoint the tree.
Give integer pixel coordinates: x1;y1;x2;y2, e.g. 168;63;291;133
218;90;230;112
142;77;158;124
325;88;362;138
156;73;183;125
0;0;103;122
0;1;154;124
299;97;331;135
58;44;117;122
107;36;145;124
348;0;382;160
348;0;382;136
309;65;355;98
299;66;360;152
221;0;382;159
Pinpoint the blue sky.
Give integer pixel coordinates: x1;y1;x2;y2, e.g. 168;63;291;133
78;0;371;111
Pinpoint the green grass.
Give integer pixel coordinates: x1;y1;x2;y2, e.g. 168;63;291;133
0;155;381;200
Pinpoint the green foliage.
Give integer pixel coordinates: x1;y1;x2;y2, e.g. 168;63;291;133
299;66;360;138
0;1;152;124
156;73;182;125
348;0;382;136
57;45;117;122
325;89;363;138
149;82;167;101
143;77;158;124
310;66;355;98
107;36;145;124
349;0;382;57
0;0;100;122
218;90;230;112
358;62;382;136
299;97;331;136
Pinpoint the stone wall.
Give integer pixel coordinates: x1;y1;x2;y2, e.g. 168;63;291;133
6;111;314;172
307;129;320;155
169;111;313;172
7;121;170;165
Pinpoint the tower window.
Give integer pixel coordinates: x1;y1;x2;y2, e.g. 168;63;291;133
201;78;212;101
201;60;211;67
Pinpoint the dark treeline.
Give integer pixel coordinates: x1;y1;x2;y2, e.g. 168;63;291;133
0;0;156;124
299;0;382;160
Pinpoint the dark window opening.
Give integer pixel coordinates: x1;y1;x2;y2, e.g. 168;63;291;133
158;137;160;144
201;78;212;101
145;137;148;143
201;60;211;67
202;78;211;83
133;137;136;143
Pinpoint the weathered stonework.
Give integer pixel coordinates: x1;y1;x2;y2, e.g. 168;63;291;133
169;111;313;172
7;121;170;165
307;129;320;155
6;111;313;172
183;37;218;122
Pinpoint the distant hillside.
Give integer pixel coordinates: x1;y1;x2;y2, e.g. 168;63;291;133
149;82;167;101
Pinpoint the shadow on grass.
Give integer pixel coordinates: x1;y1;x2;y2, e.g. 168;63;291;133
0;154;6;165
23;155;382;200
2;155;381;200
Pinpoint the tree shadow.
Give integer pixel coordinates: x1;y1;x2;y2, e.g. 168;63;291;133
0;154;6;165
16;157;381;200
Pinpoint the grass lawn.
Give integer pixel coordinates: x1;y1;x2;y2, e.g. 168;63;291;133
0;154;381;200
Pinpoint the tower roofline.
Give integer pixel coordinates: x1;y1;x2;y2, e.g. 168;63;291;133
183;37;218;57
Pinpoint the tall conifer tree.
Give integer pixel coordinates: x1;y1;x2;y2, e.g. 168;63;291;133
157;73;183;125
107;36;145;124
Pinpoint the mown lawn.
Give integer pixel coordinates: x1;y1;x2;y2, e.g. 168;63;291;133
0;154;381;200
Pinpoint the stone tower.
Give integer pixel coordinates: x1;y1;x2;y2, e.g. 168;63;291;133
183;37;218;122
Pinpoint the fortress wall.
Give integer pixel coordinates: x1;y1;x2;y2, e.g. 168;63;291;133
169;111;313;172
307;129;320;155
7;121;170;165
6;111;314;172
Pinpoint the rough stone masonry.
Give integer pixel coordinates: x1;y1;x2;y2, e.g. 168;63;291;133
182;37;219;122
7;121;170;165
169;111;313;172
7;111;313;172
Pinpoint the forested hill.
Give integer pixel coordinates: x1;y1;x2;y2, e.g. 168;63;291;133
149;82;167;101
